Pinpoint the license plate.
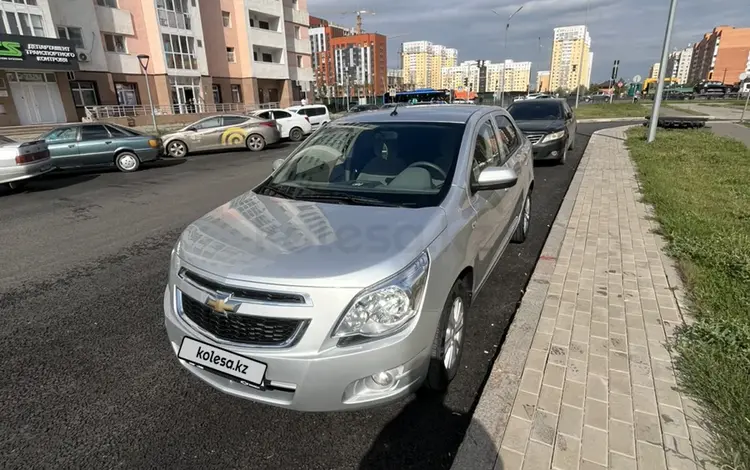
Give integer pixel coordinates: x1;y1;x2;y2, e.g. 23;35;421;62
178;337;267;387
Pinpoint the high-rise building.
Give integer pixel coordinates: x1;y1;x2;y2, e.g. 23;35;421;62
401;40;458;89
549;25;592;92
537;71;551;92
688;26;750;85
441;59;531;93
649;63;661;79
387;68;405;93
330;33;387;98
309;16;351;99
0;0;313;126
667;45;693;84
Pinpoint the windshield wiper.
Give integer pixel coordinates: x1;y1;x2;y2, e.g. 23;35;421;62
257;183;299;199
296;192;406;207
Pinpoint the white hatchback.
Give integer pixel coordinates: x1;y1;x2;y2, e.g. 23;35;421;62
253;109;313;142
286;104;331;130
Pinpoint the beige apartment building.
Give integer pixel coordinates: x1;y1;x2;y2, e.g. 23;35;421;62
0;0;312;127
401;40;457;89
549;25;593;92
442;59;531;93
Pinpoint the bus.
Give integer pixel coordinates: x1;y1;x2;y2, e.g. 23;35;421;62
388;88;452;104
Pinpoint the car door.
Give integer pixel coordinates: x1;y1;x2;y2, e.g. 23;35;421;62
468;118;507;285
221;115;253;148
493;114;526;242
268;110;290;138
562;101;577;143
44;126;80;168
189;116;224;151
77;125;115;166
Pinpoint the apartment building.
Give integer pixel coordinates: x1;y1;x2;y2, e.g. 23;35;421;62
308;15;350;98
537;70;550;92
401;40;457;89
386;68;404;93
689;26;750;85
549;25;592;92
330;33;387;98
441;59;531;94
649;62;660;79
0;0;313;127
667;45;693;84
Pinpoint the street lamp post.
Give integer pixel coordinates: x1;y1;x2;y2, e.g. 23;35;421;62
574;0;591;109
493;5;523;107
647;0;678;143
137;54;158;134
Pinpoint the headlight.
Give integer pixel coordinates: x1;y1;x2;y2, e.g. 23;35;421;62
332;252;429;339
541;130;565;143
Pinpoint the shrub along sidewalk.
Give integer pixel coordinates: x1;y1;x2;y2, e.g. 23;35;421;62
626;127;750;469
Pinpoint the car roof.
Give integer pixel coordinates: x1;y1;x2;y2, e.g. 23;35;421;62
509;98;563;106
335;104;491;124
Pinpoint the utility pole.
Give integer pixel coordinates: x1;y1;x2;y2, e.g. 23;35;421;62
609;59;620;104
493;5;523;107
574;0;590;108
647;0;678;143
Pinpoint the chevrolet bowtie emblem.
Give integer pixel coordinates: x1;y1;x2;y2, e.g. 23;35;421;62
206;293;240;315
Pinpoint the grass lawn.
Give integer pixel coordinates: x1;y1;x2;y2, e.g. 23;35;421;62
573;103;649;119
626;127;750;469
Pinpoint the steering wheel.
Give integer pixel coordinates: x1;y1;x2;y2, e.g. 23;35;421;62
406;161;448;180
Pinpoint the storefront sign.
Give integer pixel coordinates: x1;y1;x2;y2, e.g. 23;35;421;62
0;34;78;71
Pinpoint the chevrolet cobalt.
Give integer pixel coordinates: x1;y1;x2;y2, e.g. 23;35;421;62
163;105;535;411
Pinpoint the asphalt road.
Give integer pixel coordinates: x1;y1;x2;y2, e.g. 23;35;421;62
0;122;631;469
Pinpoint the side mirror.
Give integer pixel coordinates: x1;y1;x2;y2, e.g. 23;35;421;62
566;112;573;119
471;166;518;192
272;158;285;171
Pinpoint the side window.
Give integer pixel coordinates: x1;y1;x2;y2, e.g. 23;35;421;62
257;111;271;119
494;115;520;155
295;109;308;116
80;125;110;141
222;116;248;126
194;117;223;130
105;125;130;137
471;120;501;181
313;107;327;116
274;110;292;119
45;127;78;142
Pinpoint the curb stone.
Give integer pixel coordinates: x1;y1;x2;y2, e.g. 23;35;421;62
450;128;595;470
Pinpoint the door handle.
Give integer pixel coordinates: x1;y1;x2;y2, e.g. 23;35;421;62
68;144;75;148
105;141;112;144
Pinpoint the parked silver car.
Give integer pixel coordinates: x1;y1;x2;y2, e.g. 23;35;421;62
162;114;281;158
163;105;534;411
0;135;53;191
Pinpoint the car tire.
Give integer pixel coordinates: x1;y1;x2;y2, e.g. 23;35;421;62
166;140;188;158
557;146;567;165
246;134;266;152
288;127;304;142
115;151;140;172
423;278;469;392
511;191;531;243
7;180;27;191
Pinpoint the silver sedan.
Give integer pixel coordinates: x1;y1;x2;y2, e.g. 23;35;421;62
0;135;53;191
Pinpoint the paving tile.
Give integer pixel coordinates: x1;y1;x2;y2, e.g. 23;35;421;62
549;345;569;366
551;433;580;470
637;441;668;470
663;434;698;470
538;384;563;415
609;392;634;423
568;341;588;362
609;419;635;457
566;359;587;384
579;460;607;470
558;404;584;439
544;364;566;389
609;350;629;373
659;404;689;439
511;390;539;421
523;440;553;470
634;410;663;446
581;425;608;466
520;368;543;394
609;452;637;470
584;397;608;430
502;416;533;454
498;447;525;470
526;348;549;372
654;379;682;409
530;410;558;446
586;373;608;402
609;370;631;396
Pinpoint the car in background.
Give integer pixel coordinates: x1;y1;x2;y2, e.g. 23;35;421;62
348;104;379;113
252;108;312;142
0;135;53;190
286;104;331;130
163;114;281;158
40;123;161;173
163;105;534;411
506;98;576;164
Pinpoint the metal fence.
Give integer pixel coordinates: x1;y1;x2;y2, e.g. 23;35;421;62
83;102;289;120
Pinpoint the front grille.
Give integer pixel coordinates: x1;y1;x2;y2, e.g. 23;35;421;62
182;270;306;304
181;294;306;346
524;132;545;144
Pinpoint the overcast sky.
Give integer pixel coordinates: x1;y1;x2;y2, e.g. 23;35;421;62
309;0;750;84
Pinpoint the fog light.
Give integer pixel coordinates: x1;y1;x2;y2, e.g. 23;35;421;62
371;371;394;387
550;151;559;157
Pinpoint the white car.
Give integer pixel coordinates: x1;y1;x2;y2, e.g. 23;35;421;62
0;134;53;191
253;109;312;142
286;104;331;130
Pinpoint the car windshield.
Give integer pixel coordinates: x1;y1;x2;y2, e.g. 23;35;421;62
257;121;465;208
508;101;563;120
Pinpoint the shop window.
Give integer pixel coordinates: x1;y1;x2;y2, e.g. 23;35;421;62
70;81;99;107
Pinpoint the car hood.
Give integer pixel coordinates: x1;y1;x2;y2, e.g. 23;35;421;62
175;192;447;288
514;120;566;133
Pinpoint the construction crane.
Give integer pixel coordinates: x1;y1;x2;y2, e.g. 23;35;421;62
341;10;375;34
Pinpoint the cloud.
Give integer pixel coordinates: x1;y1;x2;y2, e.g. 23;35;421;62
309;0;750;83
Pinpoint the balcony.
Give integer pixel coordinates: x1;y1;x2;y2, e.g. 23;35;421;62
250;28;286;49
105;52;141;74
95;6;135;36
252;62;289;80
247;0;283;18
286;37;311;55
289;66;313;82
284;7;309;26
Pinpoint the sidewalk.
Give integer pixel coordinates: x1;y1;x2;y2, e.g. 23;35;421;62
453;127;716;470
669;103;742;120
708;121;750;147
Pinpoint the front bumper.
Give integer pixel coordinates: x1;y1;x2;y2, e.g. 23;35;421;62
137;147;162;163
163;283;433;412
532;138;566;161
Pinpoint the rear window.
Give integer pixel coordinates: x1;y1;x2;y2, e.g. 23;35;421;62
507;101;563;120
